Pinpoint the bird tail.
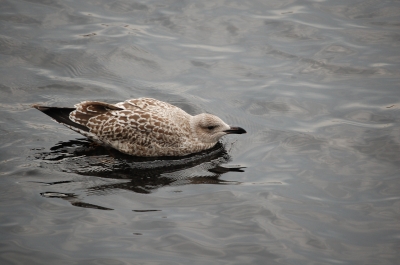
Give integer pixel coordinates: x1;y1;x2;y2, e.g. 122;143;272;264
32;105;90;133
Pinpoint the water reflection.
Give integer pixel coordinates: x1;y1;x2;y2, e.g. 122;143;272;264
33;139;245;209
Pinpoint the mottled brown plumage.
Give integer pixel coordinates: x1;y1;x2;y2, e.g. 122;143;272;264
34;98;246;157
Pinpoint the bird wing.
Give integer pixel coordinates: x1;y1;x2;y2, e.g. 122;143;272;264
115;98;183;113
38;100;191;156
69;101;123;126
80;107;185;154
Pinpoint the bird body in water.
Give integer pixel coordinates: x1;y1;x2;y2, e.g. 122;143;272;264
33;98;246;157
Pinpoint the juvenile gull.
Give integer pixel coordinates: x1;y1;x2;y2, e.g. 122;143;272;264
33;98;246;157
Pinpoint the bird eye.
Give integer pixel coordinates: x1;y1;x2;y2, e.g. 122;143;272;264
207;125;217;130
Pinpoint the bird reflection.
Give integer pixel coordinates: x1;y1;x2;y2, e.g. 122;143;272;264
34;139;245;210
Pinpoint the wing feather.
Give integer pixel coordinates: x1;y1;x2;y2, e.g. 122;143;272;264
69;101;123;126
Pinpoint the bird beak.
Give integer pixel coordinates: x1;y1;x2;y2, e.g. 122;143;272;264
224;127;247;134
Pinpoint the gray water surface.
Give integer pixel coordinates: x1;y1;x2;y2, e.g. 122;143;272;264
1;0;400;264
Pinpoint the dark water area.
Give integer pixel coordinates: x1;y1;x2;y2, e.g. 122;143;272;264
1;0;400;264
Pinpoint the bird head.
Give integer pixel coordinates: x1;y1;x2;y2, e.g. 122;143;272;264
190;113;246;144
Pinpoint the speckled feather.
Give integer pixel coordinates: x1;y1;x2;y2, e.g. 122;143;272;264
34;98;246;157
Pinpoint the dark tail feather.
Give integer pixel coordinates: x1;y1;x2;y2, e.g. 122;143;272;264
33;105;90;132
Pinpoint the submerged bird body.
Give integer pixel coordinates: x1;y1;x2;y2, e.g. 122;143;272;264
33;98;246;157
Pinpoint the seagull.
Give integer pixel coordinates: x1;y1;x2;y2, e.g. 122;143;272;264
33;98;246;157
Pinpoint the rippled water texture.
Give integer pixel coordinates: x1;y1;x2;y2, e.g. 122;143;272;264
1;0;400;264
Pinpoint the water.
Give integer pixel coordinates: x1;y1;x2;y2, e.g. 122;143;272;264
1;0;400;264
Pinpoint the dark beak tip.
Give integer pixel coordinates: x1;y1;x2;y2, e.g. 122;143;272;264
225;127;247;134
